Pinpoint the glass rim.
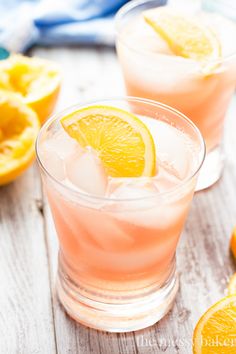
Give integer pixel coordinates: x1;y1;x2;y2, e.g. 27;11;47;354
114;0;236;65
36;96;206;202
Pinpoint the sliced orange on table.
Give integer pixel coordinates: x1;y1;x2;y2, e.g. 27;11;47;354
0;54;61;122
0;90;39;185
61;105;156;177
193;295;236;353
228;228;236;293
143;8;221;62
230;226;236;259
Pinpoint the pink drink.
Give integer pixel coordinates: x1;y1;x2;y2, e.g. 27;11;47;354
36;98;205;332
115;0;236;189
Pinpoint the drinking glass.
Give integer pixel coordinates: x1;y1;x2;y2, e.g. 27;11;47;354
36;97;205;332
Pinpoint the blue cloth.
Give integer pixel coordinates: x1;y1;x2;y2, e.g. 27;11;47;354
0;0;166;52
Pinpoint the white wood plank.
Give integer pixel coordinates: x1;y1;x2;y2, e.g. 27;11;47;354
0;164;56;353
32;46;125;110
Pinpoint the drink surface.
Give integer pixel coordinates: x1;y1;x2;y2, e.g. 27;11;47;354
41;114;198;195
40;113;199;291
117;6;236;151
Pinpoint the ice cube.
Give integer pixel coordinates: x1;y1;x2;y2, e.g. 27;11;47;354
114;201;182;230
141;117;190;179
41;143;65;181
109;177;159;201
79;209;134;252
106;179;160;217
44;129;79;159
106;179;184;229
153;161;182;192
65;149;108;196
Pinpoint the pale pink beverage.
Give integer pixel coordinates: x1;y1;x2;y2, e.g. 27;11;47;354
116;0;236;189
36;98;205;332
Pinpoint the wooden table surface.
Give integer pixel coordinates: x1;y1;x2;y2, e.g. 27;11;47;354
0;46;236;354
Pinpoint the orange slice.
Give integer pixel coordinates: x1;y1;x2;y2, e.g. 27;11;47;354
230;226;236;259
193;295;236;353
0;54;61;122
61;105;156;177
0;90;40;185
143;8;221;62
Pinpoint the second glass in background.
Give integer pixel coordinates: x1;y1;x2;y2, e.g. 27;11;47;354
115;0;236;190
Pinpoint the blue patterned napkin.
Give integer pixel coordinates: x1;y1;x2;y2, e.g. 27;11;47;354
0;0;166;52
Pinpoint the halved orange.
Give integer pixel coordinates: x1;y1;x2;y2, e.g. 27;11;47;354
0;90;40;185
193;295;236;353
0;54;61;122
61;105;156;177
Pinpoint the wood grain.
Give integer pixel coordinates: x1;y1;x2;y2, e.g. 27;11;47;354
0;44;235;353
0;165;56;354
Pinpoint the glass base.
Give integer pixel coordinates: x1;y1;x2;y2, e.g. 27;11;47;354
196;146;224;191
56;261;179;332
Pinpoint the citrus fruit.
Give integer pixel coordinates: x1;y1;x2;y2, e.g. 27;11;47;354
61;105;156;177
193;295;236;353
228;273;236;295
230;226;236;259
143;8;221;62
0;54;61;122
0;90;40;185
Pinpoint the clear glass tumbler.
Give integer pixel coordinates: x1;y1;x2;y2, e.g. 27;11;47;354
115;0;236;190
36;97;205;332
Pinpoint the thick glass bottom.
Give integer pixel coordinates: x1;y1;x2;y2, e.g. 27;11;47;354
196;145;224;191
56;258;179;332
